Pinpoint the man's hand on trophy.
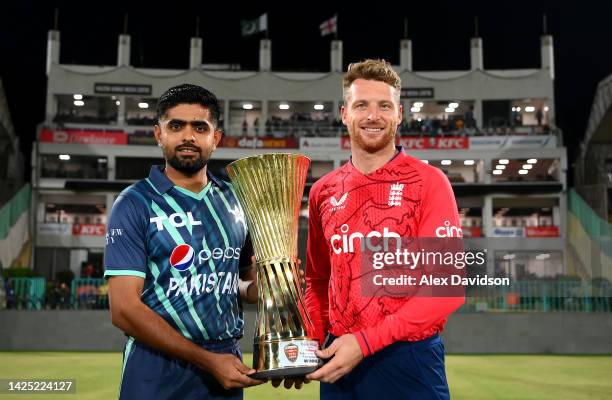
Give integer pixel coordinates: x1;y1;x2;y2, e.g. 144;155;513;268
270;377;311;389
207;353;265;389
305;334;364;383
297;259;306;287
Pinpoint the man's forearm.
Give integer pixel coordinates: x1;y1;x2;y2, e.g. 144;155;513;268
357;296;464;356
111;301;217;371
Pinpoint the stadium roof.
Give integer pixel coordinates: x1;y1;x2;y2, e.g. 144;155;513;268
0;78;17;147
582;73;612;157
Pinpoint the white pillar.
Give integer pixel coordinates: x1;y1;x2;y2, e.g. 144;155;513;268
331;40;343;72
474;99;483;129
482;158;491;184
46;30;60;76
470;38;483;70
540;35;555;79
189;37;202;69
259;39;271;71
223;100;230;133
399;39;413;71
117;96;126;126
261;101;268;137
107;155;116;181
483;195;493;237
117;34;131;67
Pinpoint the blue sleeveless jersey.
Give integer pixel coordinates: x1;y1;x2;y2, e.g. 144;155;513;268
104;165;252;342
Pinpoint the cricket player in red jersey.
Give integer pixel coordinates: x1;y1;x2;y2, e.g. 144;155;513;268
305;59;465;399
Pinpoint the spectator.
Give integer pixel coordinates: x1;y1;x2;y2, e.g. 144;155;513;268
536;108;544;126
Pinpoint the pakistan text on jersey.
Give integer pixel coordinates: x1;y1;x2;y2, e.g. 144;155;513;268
166;272;239;297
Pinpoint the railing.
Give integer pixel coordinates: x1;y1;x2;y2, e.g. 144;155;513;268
5;277;611;313
7;277;46;310
460;280;612;313
71;278;108;310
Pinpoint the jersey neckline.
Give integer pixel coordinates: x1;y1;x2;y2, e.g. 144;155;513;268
148;165;222;197
347;145;406;177
173;182;212;200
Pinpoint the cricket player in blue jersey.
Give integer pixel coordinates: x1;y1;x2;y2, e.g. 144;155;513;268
105;84;265;399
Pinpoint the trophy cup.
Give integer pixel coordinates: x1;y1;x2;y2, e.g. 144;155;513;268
226;153;321;379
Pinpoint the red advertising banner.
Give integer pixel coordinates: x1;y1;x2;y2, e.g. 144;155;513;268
461;226;482;237
40;128;128;145
221;136;298;148
525;226;560;237
341;136;469;150
72;224;106;236
397;136;469;150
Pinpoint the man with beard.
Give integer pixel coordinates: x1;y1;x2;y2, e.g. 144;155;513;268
305;60;465;399
104;84;264;399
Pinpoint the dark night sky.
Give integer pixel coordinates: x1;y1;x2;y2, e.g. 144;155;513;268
1;1;612;181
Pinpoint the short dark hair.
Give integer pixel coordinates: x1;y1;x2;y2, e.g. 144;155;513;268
156;84;222;128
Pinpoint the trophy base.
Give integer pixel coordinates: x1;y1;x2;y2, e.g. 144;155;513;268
249;366;318;380
250;338;321;380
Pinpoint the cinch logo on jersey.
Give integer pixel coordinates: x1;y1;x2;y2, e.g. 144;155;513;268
330;224;400;254
150;212;202;231
435;220;463;238
169;244;242;271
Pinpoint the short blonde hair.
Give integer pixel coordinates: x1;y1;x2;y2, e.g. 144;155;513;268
343;59;401;102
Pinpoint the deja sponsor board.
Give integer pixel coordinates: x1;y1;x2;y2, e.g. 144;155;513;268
221;136;298;148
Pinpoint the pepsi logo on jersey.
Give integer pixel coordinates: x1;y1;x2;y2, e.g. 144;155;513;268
169;244;242;271
170;244;195;271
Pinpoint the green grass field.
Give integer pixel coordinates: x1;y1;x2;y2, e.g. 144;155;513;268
1;352;611;399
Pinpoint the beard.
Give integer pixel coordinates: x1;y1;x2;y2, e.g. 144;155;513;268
164;144;211;176
349;125;396;153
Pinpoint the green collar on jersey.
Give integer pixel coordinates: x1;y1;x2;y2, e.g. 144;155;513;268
173;182;212;200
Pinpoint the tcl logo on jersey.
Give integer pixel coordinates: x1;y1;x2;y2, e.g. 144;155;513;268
150;212;202;231
435;220;463;238
169;244;242;271
330;224;400;254
170;244;195;271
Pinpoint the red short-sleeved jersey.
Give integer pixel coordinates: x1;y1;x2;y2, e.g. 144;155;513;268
305;148;465;356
